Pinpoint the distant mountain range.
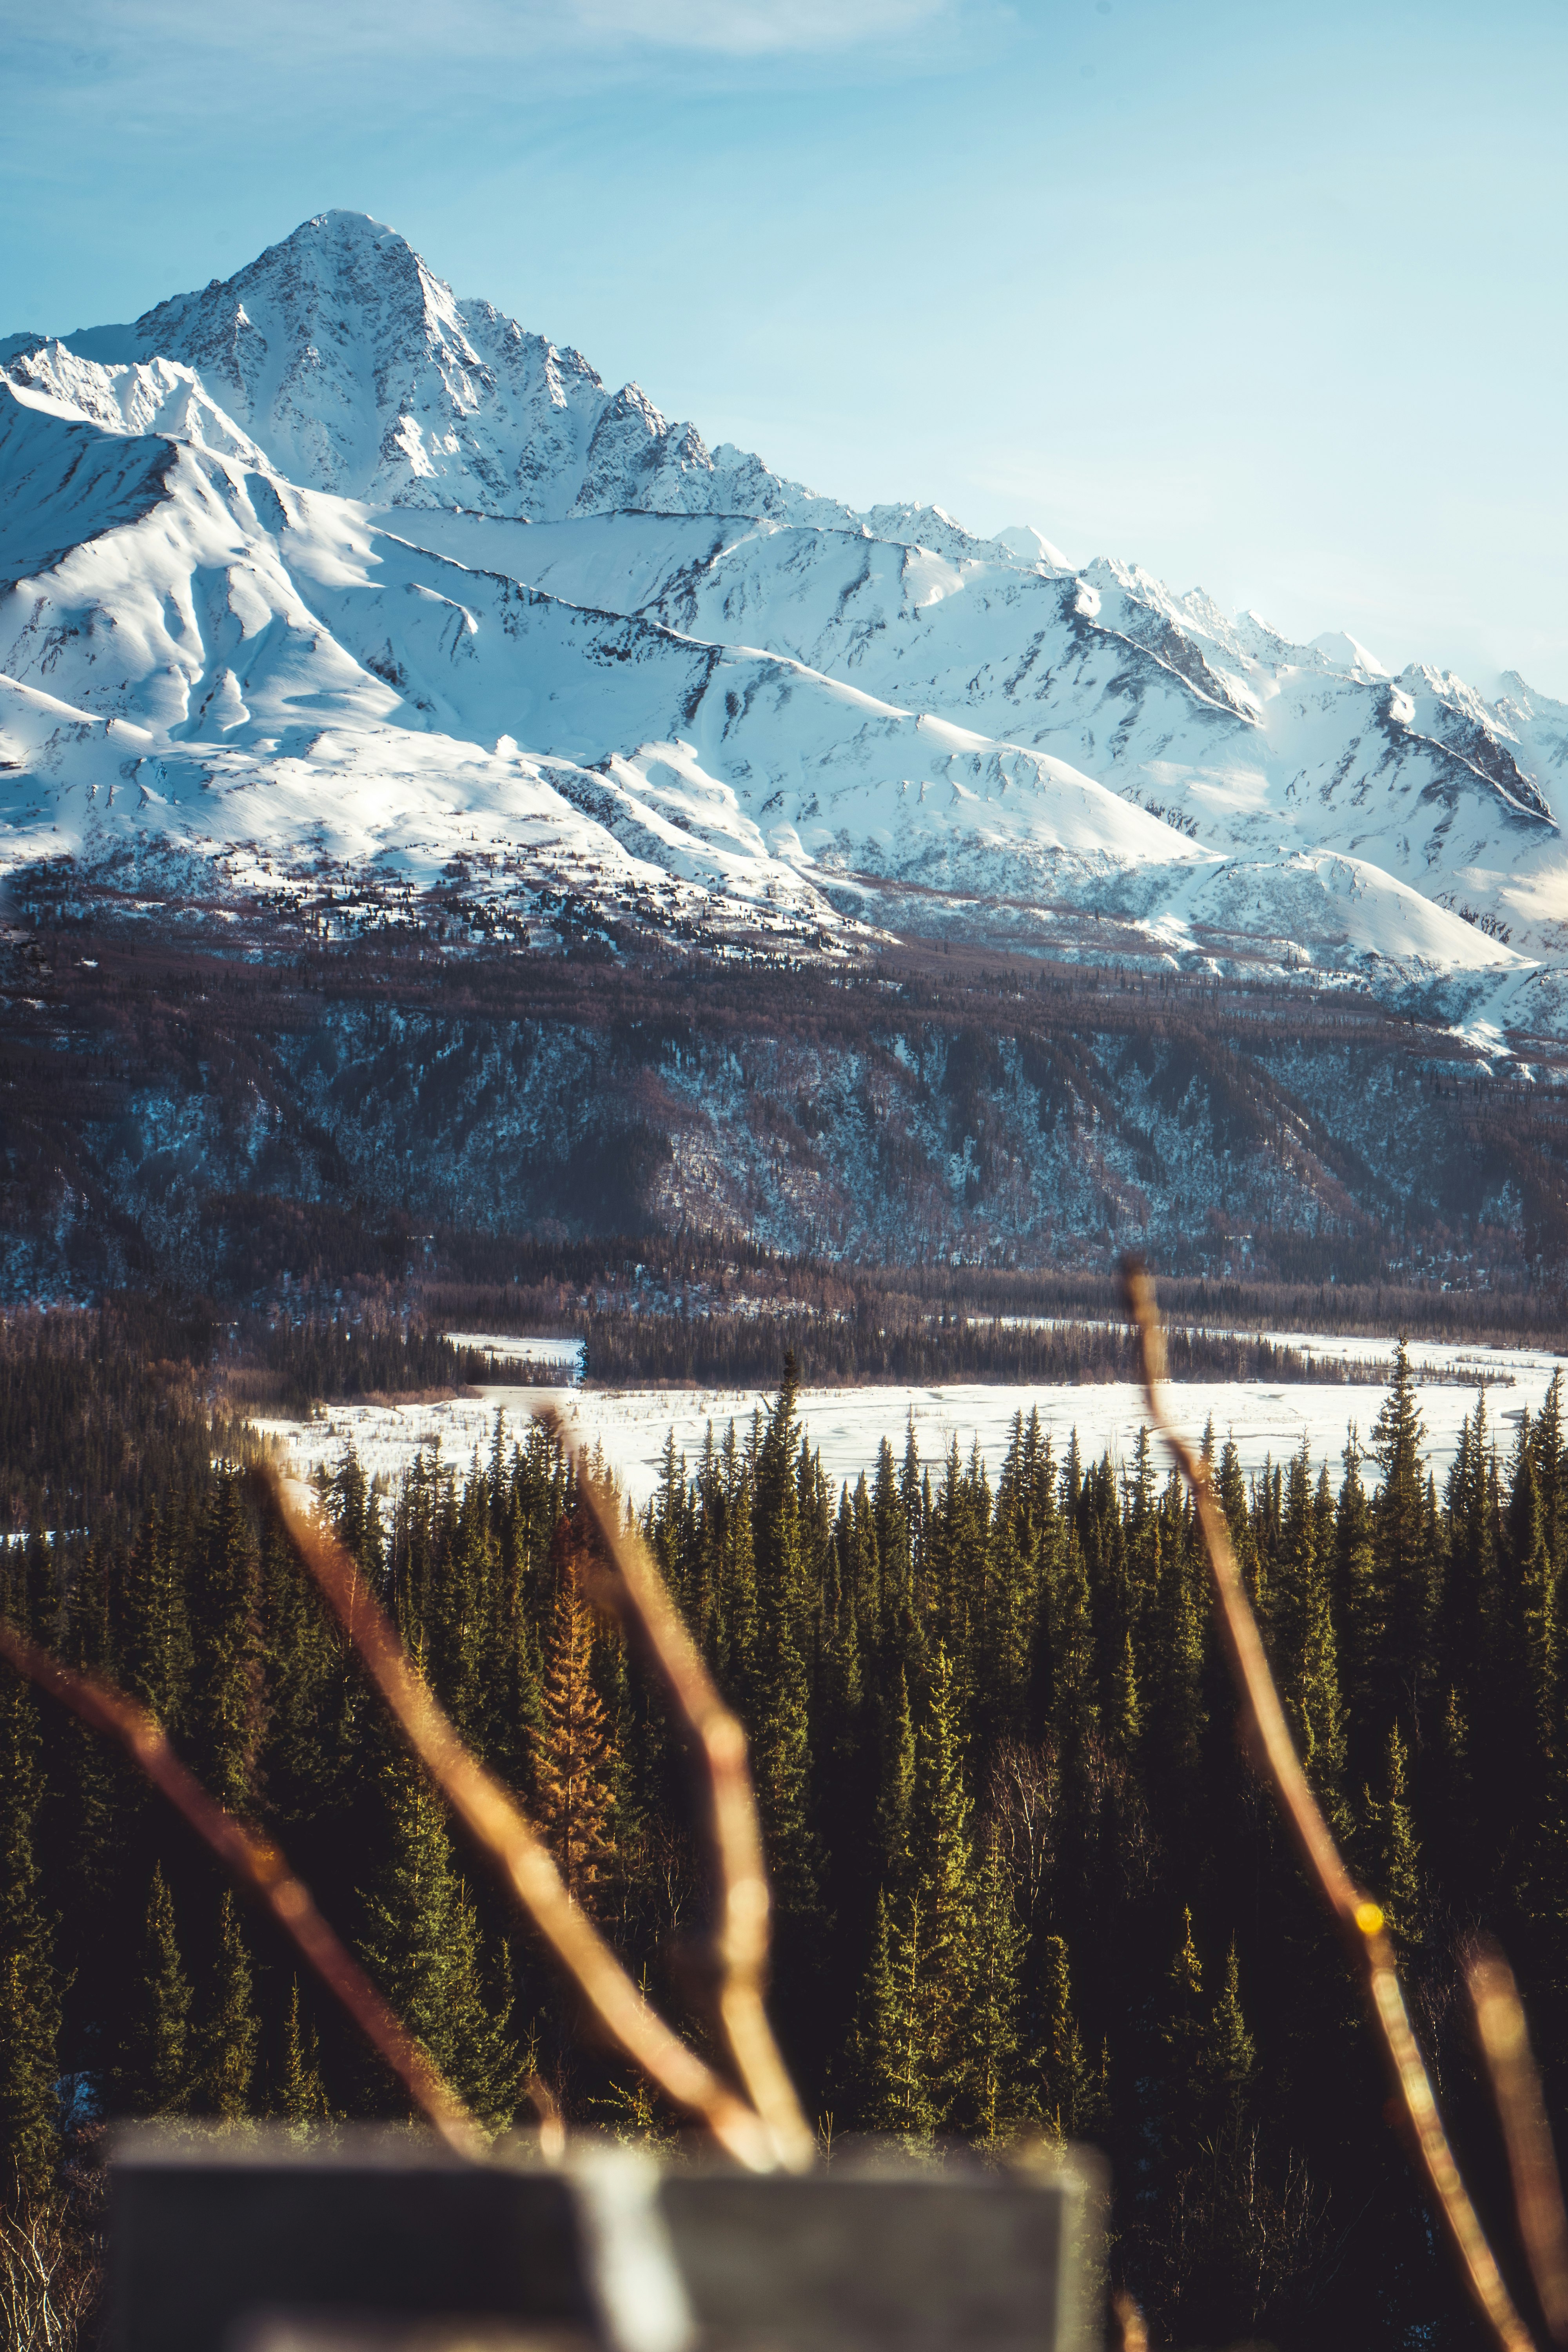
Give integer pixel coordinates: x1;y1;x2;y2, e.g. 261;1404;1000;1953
5;207;1568;1043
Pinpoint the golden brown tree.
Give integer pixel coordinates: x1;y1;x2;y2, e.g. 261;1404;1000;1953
533;1534;618;1907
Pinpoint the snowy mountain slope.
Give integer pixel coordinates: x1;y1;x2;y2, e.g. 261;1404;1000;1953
1;207;1563;1028
0;374;177;584
2;341;271;471
0;371;1233;950
0;386;837;935
383;504;1568;967
6;351;1512;989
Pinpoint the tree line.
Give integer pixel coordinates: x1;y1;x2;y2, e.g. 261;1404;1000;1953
570;1305;1381;1390
3;1337;1567;2347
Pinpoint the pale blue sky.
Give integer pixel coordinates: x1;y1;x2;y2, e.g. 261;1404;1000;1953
3;0;1566;692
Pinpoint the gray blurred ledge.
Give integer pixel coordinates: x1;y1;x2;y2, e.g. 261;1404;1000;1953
108;2127;1101;2352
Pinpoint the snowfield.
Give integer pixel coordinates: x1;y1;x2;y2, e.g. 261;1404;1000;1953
254;1331;1568;1509
4;208;1568;1032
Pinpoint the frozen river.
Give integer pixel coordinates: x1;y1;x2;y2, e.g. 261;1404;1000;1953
253;1330;1566;1507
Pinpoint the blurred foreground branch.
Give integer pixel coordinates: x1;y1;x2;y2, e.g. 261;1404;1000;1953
1122;1258;1554;2352
1470;1944;1568;2343
0;1615;481;2158
561;1422;814;2171
265;1466;804;2171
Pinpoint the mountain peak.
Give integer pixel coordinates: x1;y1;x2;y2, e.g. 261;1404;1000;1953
39;213;1024;550
44;212;823;526
1309;628;1388;681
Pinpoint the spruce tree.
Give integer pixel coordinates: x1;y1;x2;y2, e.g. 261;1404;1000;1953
1370;1723;1422;1948
1506;1419;1556;1752
262;1513;352;1819
750;1359;824;1926
275;1978;334;2131
1370;1341;1436;1731
751;1599;821;1926
959;1822;1028;2145
534;1553;618;1906
1442;1399;1495;1829
1275;1441;1346;1809
873;1435;911;1615
1159;1907;1206;2160
190;1474;263;1815
442;1895;520;2134
817;1557;870;1944
906;1644;980;2128
193;1891;260;2123
1216;1440;1254;1588
1201;1940;1256;2146
1334;1429;1382;1788
874;1665;915;1880
1034;1934;1092;2140
114;1864;194;2116
849;1644;982;2140
119;1502;193;1727
1147;1503;1206;1802
0;1670;61;2194
848;1889;931;2140
356;1737;517;2134
1047;1529;1099;1759
1109;1628;1141;1757
435;1460;499;1743
715;1421;759;1700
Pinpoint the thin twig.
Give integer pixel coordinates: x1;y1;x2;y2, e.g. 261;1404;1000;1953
1470;1943;1568;2342
263;1467;784;2171
0;1615;481;2160
561;1428;815;2172
1120;1259;1537;2352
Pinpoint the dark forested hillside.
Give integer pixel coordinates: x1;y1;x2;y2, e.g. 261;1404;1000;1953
5;909;1568;1312
2;1320;1563;2349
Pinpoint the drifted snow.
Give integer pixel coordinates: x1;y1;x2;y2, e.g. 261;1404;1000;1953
2;207;1566;1022
255;1330;1568;1509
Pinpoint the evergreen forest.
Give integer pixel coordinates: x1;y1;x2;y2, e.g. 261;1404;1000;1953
2;1316;1565;2350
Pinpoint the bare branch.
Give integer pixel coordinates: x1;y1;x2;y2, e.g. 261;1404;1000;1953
563;1432;815;2173
263;1467;783;2171
1120;1259;1537;2352
0;1615;481;2160
1111;2289;1149;2352
1470;1944;1568;2342
521;2071;568;2165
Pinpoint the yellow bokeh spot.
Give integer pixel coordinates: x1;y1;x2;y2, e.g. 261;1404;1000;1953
1355;1901;1385;1937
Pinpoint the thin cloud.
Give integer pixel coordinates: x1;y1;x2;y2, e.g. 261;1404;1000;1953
567;0;951;53
7;0;955;73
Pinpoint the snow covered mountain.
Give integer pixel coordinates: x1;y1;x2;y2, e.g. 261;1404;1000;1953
4;208;1567;1041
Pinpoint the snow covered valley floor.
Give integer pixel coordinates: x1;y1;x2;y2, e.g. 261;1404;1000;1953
254;1330;1568;1508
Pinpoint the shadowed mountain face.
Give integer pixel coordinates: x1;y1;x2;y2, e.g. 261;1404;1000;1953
3;207;1568;1060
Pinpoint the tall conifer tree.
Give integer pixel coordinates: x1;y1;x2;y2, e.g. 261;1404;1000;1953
114;1864;193;2116
191;1474;264;1814
275;1978;334;2130
0;1671;60;2194
356;1737;517;2132
1370;1341;1435;1733
194;1891;260;2122
534;1550;618;1906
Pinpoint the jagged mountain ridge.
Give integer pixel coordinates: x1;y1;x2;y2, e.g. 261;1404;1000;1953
4;209;984;550
0;368;1230;952
3;208;1567;1042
